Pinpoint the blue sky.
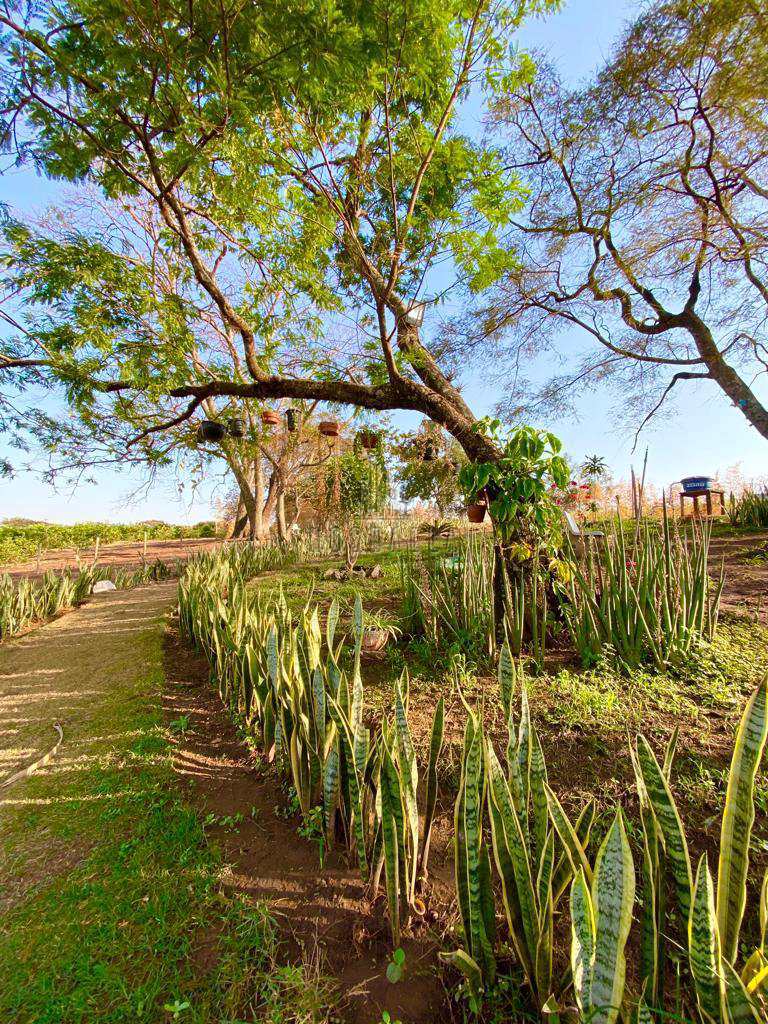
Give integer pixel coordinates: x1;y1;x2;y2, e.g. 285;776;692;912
1;0;765;524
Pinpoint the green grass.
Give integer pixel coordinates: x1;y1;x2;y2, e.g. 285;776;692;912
0;630;332;1024
252;546;405;617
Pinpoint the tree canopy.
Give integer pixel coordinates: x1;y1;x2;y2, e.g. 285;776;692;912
469;0;768;442
0;0;558;472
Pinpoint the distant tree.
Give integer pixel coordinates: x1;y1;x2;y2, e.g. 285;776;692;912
581;455;607;480
392;423;466;517
474;0;768;442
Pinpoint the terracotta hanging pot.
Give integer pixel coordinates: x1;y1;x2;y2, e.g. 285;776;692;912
261;410;280;427
357;429;380;450
319;419;340;438
227;417;245;439
197;420;226;443
466;503;487;524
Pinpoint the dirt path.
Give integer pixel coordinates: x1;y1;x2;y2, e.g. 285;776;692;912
163;631;450;1024
0;584;179;915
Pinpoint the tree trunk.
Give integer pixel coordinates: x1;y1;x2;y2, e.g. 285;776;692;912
276;492;288;543
686;312;768;440
229;496;245;538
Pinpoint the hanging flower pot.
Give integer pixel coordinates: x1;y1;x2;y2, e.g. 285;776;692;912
357;429;379;450
197;420;226;443
319;419;340;438
422;441;436;462
285;408;298;432
227;417;245;439
466;502;487;524
261;410;280;428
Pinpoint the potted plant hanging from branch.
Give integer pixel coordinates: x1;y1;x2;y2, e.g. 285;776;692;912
261;409;280;427
285;408;298;432
197;420;226;443
466;495;487;523
357;428;380;450
227;416;245;438
319;419;340;438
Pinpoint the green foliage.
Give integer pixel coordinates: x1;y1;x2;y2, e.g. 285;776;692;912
560;511;723;671
177;547;446;950
459;421;569;551
443;653;767;1022
325;450;388;521
398;537;495;663
731;490;768;530
392;425;466;517
0;560;174;643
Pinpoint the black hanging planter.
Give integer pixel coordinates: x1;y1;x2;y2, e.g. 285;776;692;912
422;441;436;462
197;420;226;443
227;417;245;439
285;408;298;432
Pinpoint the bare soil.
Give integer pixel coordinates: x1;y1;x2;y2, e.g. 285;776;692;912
709;529;768;622
2;536;221;579
163;628;453;1024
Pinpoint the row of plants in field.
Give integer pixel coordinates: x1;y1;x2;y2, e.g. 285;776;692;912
562;513;723;670
177;548;767;1022
0;560;174;643
452;670;768;1022
728;490;768;530
397;510;722;673
178;554;445;946
0;520;217;566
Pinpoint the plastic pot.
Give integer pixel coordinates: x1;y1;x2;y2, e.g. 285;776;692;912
197;420;226;443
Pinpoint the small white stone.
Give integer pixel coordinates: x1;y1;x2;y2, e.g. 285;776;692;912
92;579;117;594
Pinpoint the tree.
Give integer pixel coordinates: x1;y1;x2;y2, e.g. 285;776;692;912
0;191;336;537
392;422;466;518
581;455;607;481
474;0;768;442
0;0;557;480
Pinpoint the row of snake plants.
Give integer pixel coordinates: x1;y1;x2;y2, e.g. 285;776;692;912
397;510;722;673
0;559;174;643
178;555;445;948
176;548;765;1022
450;660;768;1023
